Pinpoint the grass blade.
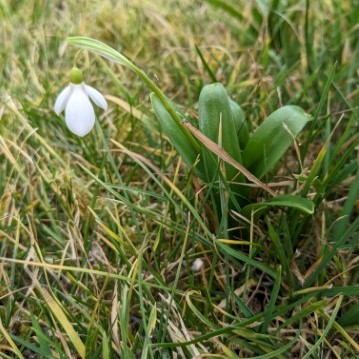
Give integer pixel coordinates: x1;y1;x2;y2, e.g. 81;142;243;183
302;295;343;359
40;288;86;359
0;317;25;359
242;194;315;219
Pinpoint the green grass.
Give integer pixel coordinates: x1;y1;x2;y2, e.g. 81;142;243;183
0;0;358;358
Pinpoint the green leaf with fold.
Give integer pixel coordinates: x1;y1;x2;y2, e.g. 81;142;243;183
243;106;311;178
242;194;315;219
150;93;203;176
198;83;243;183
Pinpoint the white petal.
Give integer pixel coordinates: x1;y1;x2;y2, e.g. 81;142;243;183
84;84;108;110
65;86;95;137
54;85;72;115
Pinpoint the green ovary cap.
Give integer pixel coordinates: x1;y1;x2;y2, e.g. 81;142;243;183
69;67;84;84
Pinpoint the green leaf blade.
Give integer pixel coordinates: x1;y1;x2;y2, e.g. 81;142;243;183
243;106;311;178
242;194;315;219
198;83;243;182
150;93;201;175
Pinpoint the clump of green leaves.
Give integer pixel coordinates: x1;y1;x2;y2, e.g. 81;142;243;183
67;36;314;233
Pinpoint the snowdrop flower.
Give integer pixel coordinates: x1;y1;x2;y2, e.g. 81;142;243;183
54;67;107;137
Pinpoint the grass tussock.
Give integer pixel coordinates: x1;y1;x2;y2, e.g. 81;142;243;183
0;0;358;358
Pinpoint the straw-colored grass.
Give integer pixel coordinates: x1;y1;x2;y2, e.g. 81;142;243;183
0;0;358;357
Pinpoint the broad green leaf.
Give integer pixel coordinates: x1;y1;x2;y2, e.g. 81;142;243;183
198;83;243;183
182;119;275;196
230;99;249;148
242;194;314;219
243;106;311;178
150;93;202;176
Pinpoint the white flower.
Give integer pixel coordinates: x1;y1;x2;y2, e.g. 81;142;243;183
54;68;107;137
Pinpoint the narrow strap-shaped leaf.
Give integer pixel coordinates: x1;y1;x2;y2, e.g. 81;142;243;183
195;44;217;82
218;242;277;278
305;216;359;287
331;168;359;241
40;287;86;359
241;194;315;219
0;317;25;359
302;295;343;359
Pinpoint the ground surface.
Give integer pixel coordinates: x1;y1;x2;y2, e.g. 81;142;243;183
0;0;358;358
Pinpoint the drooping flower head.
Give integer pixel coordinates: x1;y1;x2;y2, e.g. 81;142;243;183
54;67;107;137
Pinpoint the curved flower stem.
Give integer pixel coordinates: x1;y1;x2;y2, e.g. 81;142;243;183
67;36;200;152
73;50;83;67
